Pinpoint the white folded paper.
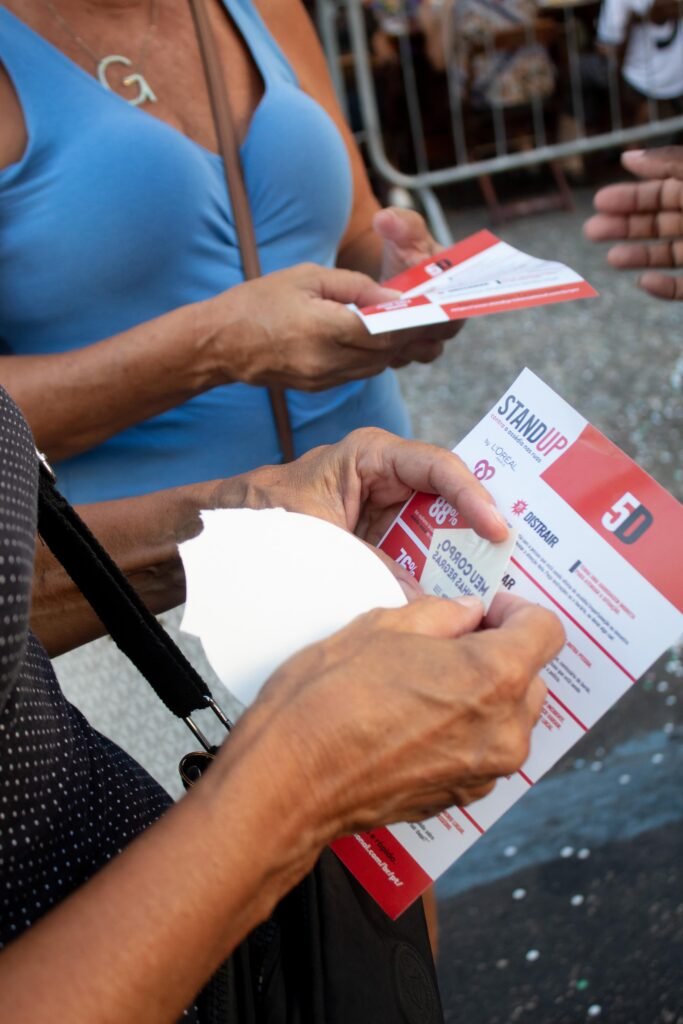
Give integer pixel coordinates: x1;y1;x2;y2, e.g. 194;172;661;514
179;508;407;707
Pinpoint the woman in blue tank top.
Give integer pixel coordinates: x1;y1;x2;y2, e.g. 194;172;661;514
0;0;459;503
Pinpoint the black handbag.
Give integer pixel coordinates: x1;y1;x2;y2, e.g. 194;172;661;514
36;459;444;1023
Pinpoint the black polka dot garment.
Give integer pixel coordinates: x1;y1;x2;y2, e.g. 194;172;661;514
0;389;198;1019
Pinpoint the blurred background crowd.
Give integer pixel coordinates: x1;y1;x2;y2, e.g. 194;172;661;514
308;0;683;222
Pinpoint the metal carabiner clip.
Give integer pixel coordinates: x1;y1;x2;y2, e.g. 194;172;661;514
183;695;232;752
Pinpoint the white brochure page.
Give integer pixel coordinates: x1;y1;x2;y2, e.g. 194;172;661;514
351;230;597;335
179;508;407;707
332;369;683;919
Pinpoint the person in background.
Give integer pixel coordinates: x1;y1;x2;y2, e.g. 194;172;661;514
418;0;556;111
584;146;683;300
595;0;683;119
556;0;682;178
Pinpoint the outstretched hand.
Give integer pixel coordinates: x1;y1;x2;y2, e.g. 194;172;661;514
584;147;683;300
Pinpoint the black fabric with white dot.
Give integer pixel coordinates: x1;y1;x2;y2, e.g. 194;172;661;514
0;388;198;1020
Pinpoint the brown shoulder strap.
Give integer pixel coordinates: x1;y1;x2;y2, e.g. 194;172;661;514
189;0;295;463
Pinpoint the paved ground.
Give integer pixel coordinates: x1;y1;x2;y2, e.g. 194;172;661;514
396;184;683;1024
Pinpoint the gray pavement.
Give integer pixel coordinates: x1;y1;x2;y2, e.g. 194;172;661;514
396;187;683;1024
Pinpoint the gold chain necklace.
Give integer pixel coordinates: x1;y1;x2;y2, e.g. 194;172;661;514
39;0;158;106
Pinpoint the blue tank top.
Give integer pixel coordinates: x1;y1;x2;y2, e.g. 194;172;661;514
0;2;409;501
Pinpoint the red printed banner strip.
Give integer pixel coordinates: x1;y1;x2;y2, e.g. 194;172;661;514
331;829;433;920
398;493;437;548
379;523;427;579
441;280;597;320
386;492;473;553
542;424;683;613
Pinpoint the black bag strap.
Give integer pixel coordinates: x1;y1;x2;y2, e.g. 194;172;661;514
36;456;231;737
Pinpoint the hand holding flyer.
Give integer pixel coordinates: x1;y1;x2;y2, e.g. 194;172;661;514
333;369;683;918
381;495;517;611
351;230;597;334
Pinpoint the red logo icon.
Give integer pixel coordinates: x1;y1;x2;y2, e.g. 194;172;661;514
474;459;495;482
511;500;528;516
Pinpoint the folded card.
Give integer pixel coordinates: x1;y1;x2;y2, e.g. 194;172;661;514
351;230;597;334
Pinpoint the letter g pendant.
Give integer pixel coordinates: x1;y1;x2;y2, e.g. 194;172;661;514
98;55;157;107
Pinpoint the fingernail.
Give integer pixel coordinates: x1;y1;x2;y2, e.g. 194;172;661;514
455;595;484;610
489;506;509;531
628;149;645;157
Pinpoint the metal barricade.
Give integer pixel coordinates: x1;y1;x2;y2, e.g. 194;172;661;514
315;0;683;242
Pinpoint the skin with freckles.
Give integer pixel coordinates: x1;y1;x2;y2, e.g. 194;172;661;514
584;147;683;301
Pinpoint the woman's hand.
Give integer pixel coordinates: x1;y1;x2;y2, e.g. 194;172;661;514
584;147;683;300
373;206;443;282
212;427;508;548
238;592;564;834
201;261;459;390
373;207;466;366
14;582;563;1024
209;428;507;601
6;258;455;463
36;430;505;655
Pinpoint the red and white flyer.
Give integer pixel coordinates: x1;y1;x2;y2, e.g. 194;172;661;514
352;229;597;334
332;368;683;919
